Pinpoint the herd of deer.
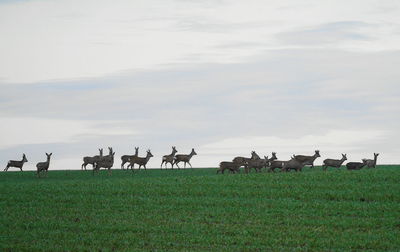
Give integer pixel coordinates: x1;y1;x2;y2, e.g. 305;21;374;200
3;146;198;177
217;150;380;174
3;148;379;177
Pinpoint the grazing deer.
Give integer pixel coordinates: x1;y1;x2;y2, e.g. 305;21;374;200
217;161;241;174
346;159;367;170
172;148;197;169
293;150;320;168
93;147;115;175
4;154;28;172
322;154;347;171
362;153;379;168
161;146;178;169
128;149;153;170
282;156;306;172
36;153;52;178
82;148;103;170
121;147;139;169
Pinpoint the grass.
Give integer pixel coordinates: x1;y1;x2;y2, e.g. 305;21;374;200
1;166;400;251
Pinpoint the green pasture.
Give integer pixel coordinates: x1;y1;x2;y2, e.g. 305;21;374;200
1;166;399;251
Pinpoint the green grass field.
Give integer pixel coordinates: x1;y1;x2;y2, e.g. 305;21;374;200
1;166;400;251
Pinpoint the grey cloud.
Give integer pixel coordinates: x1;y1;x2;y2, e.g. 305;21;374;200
277;21;375;45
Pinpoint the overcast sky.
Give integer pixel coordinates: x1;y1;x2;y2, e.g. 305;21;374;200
1;0;399;170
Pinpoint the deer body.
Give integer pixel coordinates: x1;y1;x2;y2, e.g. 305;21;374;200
82;149;103;170
121;147;139;169
233;151;260;172
282;157;306;172
93;147;115;175
173;148;197;169
322;154;347;170
362;153;379;168
36;153;52;177
268;160;289;172
4;154;28;171
161;146;178;169
346;160;367;170
217;161;241;174
293;150;320;168
128;150;153;170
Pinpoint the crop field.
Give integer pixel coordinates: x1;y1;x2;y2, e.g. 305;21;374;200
1;166;400;251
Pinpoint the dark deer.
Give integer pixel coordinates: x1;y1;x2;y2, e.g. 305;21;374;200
362;153;379;168
282;156;306;172
247;154;268;173
268;153;290;172
128;149;153;171
161;146;178;169
233;151;260;172
346;159;367;170
82;148;103;170
173;148;197;169
121;147;139;169
293;150;320;168
217;161;241;174
36;153;52;178
93;147;115;175
4;154;28;172
322;154;347;171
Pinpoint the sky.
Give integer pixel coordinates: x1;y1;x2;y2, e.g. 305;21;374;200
1;0;399;170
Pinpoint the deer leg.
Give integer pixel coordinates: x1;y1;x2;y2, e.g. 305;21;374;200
188;162;193;168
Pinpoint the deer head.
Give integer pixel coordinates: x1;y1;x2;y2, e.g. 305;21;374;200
22;153;28;162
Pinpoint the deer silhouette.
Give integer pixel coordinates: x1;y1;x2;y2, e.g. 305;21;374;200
128;149;153;171
172;148;197;169
346;159;367;170
82;148;103;170
36;153;52;178
217;161;241;174
4;154;28;172
93;147;115;175
362;153;379;168
322;154;347;171
121;147;139;169
293;150;320;168
161;146;178;169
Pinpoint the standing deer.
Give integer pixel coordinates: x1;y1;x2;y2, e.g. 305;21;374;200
82;148;103;170
4;154;28;172
128;149;153;171
282;156;306;172
161;146;178;169
121;147;139;169
293;150;320;168
93;147;115;175
233;151;260;172
36;153;52;178
346;159;367;170
247;154;268;173
172;148;197;169
322;154;347;171
362;153;379;168
217;161;241;174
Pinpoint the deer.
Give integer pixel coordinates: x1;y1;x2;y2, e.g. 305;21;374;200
246;154;268;173
346;159;367;170
4;154;28;172
217;161;241;174
362;153;379;168
93;147;115;175
121;147;139;169
36;153;52;178
233;151;260;172
161;146;178;169
82;148;103;170
322;154;347;171
128;149;153;171
268;153;291;172
293;150;320;168
282;156;307;172
172;148;197;169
